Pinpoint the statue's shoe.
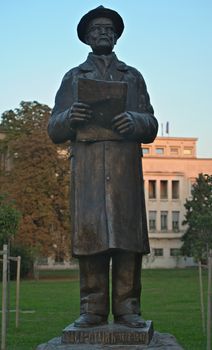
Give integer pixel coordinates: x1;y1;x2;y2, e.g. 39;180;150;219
74;313;108;327
114;314;146;328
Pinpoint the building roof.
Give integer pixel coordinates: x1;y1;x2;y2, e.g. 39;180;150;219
143;136;198;159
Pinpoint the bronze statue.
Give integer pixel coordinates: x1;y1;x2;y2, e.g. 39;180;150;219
48;6;158;329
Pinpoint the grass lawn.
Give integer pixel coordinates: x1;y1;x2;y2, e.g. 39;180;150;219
0;268;208;350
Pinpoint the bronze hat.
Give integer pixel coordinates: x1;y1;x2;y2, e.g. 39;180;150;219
77;6;124;44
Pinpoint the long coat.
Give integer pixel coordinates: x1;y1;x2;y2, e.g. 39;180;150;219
48;53;158;256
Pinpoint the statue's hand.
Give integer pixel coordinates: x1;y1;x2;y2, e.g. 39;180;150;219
69;102;93;129
112;112;135;136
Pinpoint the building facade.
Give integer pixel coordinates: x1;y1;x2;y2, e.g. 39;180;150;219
142;136;212;268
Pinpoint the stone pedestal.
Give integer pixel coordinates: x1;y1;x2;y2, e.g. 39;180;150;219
37;321;184;349
62;321;153;345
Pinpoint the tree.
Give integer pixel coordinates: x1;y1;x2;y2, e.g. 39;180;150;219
181;173;212;261
0;101;70;259
0;194;21;247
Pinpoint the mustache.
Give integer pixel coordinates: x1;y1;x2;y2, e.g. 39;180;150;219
97;36;111;42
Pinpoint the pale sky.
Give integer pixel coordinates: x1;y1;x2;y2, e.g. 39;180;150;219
0;0;211;157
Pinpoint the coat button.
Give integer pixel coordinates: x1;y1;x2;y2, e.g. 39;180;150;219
106;176;110;181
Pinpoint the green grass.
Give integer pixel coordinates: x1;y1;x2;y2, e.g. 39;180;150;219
141;269;208;350
0;268;209;350
36;268;79;280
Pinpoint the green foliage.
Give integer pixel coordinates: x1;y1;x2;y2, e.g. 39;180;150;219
10;245;34;279
0;193;21;245
181;173;212;261
1;101;49;135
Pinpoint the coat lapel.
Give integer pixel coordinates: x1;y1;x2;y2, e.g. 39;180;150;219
78;54;129;81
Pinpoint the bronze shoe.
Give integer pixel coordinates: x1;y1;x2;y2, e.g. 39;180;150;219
74;313;108;328
114;314;146;328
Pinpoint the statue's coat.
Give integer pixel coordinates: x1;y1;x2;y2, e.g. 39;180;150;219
48;53;158;256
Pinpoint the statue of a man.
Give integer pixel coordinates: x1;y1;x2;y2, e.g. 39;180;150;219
48;6;158;328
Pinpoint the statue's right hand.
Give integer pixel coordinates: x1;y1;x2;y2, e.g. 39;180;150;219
69;102;93;129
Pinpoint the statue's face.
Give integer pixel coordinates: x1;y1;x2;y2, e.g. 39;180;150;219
85;17;117;55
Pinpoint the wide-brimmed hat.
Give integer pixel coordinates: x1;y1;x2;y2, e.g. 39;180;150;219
77;6;124;44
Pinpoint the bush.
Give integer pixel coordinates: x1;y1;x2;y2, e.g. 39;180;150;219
10;245;34;279
0;193;21;246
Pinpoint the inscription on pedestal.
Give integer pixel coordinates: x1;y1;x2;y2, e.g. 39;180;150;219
62;321;153;345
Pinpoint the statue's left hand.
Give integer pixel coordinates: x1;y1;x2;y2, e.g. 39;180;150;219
112;112;135;136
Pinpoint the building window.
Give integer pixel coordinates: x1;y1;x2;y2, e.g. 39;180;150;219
0;152;11;172
160;180;168;199
0;154;5;171
149;211;157;231
170;147;179;155
172;211;180;232
161;211;168;231
189;178;196;196
156;148;164;155
183;148;192;155
153;248;164;256
170;248;181;257
149;180;156;199
143;148;150;154
172;180;179;199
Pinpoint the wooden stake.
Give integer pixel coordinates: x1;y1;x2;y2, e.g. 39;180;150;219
207;250;212;350
1;245;8;350
198;260;205;333
15;256;21;328
6;241;10;330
